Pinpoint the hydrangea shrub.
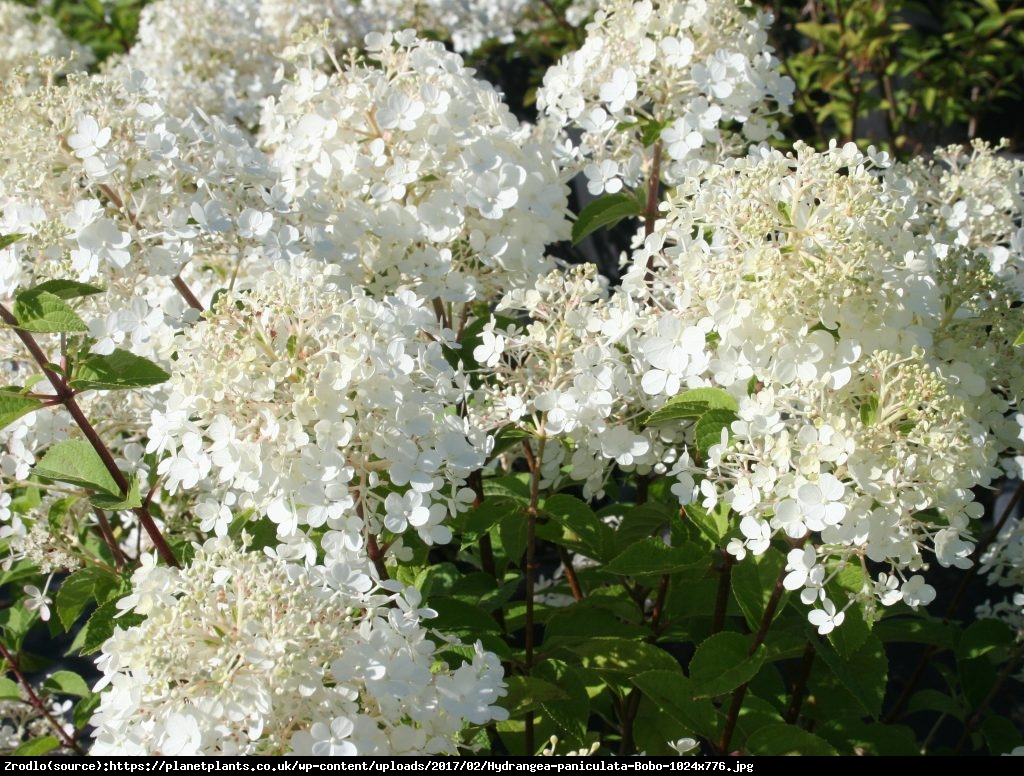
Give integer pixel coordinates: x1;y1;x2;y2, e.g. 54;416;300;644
1;0;1023;758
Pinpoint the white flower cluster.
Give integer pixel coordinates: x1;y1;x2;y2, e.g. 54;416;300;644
977;515;1024;639
537;0;794;192
90;537;507;755
0;1;92;90
107;0;540;126
261;30;569;303
630;142;1015;629
150;259;483;550
473;140;1021;632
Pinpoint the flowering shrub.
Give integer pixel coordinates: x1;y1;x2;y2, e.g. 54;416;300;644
1;0;1024;758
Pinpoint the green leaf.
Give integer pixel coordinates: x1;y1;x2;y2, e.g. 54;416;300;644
498;509;528;566
745;724;838;756
564;637;680;680
536;660;591;742
632;670;717;740
541;494;614;562
33;440;121;497
822;720;919;756
689;632;766;698
71;349;170;391
427;596;503;640
11;736;60;756
0;676;22;701
42;670;91;698
694;409;737;453
613;502;674;546
0;391;44;431
907;688;964;720
684;500;731;544
730;547;786;630
89;476;142;511
78;598;142;655
643;388;739;427
571;192;644;244
815;633;887;718
640;118;668;147
956;618;1014;661
0;233;26;250
503;676;569;715
1014;328;1024;347
603;538;707;576
982;714;1024;756
28;280;104;300
544;602;647;647
826;565;871;657
55;565;120;630
11;289;88;333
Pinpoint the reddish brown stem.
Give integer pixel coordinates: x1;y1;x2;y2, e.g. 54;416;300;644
92;507;128;571
0;304;178;567
0;642;86;755
718;554;794;753
557;545;584;602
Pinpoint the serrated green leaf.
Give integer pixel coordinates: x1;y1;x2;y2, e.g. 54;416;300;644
572;192;643;244
89;476;142;511
79;598;142;655
632;670;717;739
564;637;680;680
613;502;675;546
481;473;531;502
0;233;26;250
55;565;120;630
640;118;668;147
907;688;964;720
0;392;43;431
455;496;520;543
643;388;739;427
821;720;918;756
72;692;102;730
745;724;838;755
498;509;528;566
544;602;647;647
684;500;731;544
874;615;955;648
427;596;503;639
70;349;170;391
731;547;786;630
690;632;765;698
541;493;613;561
982;714;1024;756
694;408;737;453
28;280;104;300
815;633;887;718
11;736;60;756
536;660;590;742
33;440;121;497
0;676;22;701
11;289;87;333
503;676;569;715
42;670;91;698
957;618;1014;660
603;538;706;576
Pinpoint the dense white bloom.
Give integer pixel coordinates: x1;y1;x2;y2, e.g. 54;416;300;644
90;537;507;755
261;32;569;303
611;142;1018;628
153;259;484;548
537;0;793;188
0;2;92;90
